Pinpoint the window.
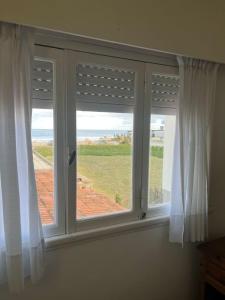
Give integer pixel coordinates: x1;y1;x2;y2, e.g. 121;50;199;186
143;65;179;218
31;43;178;237
31;46;65;237
149;113;176;206
76;111;133;219
31;58;56;227
32;108;55;225
66;51;145;232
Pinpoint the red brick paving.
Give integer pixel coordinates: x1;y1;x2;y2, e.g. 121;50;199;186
35;170;125;225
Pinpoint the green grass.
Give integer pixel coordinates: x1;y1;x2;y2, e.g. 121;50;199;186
151;146;163;159
149;156;163;205
79;144;163;158
33;143;163;207
34;144;163;159
78;155;132;207
78;144;131;156
78;155;162;207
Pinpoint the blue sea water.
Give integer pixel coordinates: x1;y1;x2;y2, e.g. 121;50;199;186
32;129;130;141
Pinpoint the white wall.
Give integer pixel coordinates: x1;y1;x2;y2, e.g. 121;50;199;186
1;0;225;63
0;225;199;300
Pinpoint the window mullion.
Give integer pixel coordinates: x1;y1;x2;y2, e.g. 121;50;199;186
55;49;67;235
140;65;152;216
132;64;146;218
66;50;77;233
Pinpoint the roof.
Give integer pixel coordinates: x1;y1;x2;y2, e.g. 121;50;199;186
35;170;125;225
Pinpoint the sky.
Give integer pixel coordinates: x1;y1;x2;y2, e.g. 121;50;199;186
32;109;164;130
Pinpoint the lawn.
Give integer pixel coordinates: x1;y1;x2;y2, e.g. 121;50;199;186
78;155;132;207
33;143;163;207
78;144;131;156
149;156;163;205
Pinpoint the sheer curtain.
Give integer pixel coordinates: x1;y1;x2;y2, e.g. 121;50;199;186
0;23;44;293
170;57;219;244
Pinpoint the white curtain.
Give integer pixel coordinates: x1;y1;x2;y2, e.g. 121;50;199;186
0;23;44;293
170;57;219;244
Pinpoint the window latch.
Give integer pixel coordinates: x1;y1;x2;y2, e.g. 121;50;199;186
69;150;76;166
140;212;146;220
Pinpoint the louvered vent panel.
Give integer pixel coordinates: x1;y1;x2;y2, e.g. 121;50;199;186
75;64;135;105
151;74;179;109
32;60;53;101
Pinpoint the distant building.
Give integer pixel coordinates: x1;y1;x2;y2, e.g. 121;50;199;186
151;122;164;138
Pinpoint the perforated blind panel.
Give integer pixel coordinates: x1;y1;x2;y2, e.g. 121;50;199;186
75;64;135;106
151;74;179;109
32;60;53;106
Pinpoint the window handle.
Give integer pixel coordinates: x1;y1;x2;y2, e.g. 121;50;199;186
140;212;146;220
69;150;76;166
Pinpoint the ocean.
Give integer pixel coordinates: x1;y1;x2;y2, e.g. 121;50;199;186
32;129;131;141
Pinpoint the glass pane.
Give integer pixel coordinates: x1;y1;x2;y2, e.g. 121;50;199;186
76;111;133;219
148;114;176;206
32;109;55;225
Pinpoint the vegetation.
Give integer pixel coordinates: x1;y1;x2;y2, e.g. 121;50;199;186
149;156;163;205
78;144;131;156
151;146;163;159
33;142;163;207
78;155;132;208
34;144;163;159
33;145;53;162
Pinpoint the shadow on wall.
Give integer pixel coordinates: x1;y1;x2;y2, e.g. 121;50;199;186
209;64;225;239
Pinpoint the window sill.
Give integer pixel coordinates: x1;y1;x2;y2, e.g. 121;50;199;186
45;215;169;250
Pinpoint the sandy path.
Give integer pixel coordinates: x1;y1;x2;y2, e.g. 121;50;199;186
33;152;52;170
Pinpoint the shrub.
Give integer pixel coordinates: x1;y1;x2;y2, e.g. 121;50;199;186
115;193;122;204
151;146;163;159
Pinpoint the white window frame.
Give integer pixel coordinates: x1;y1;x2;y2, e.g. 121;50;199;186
32;45;66;237
66;50;145;233
141;63;178;219
31;33;179;239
